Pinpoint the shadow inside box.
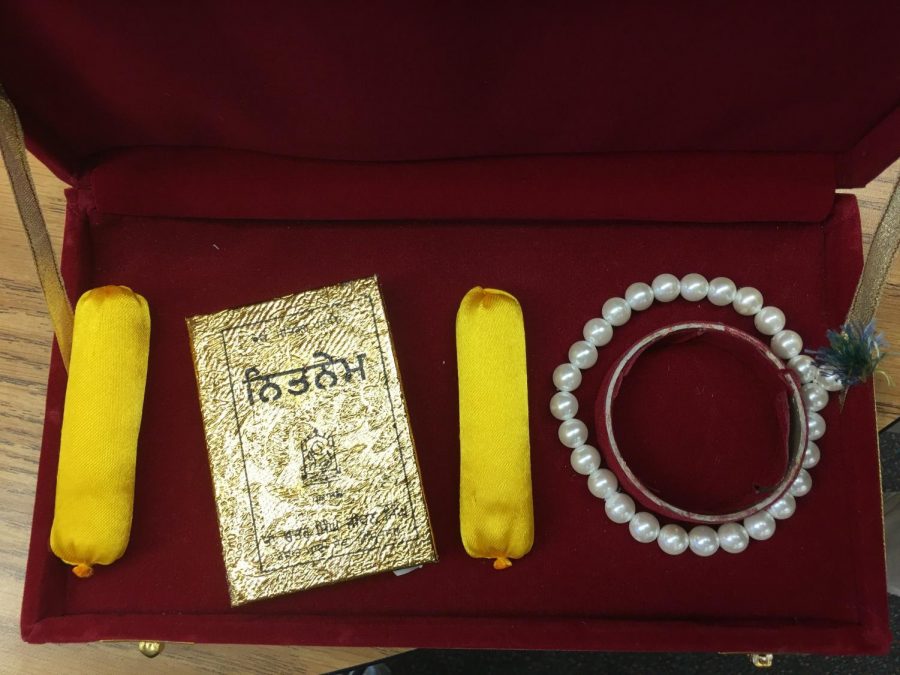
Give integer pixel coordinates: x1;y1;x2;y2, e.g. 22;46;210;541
881;418;900;490
331;419;900;675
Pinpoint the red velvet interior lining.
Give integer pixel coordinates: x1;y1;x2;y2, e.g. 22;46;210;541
85;149;836;224
602;327;793;517
21;168;889;652
1;3;899;186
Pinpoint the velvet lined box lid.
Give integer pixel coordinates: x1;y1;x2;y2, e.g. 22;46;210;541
0;1;898;188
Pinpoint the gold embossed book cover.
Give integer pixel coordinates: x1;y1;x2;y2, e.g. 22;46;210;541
186;276;436;605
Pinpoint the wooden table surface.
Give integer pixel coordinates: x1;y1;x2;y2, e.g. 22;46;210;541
1;155;898;674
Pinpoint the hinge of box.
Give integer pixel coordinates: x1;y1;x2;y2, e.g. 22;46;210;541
137;641;164;658
749;653;774;668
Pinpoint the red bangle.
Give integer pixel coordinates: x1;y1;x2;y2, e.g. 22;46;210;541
596;322;808;525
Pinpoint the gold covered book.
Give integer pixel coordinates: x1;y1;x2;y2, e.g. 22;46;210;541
187;276;436;605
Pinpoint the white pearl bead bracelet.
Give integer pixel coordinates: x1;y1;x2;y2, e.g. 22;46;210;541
550;274;830;556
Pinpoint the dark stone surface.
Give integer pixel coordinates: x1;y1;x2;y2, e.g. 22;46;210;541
333;419;900;675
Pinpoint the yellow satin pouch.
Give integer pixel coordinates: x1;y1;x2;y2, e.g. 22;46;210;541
457;287;533;569
50;286;151;577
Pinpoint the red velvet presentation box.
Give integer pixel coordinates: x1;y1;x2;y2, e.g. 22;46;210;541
3;2;900;656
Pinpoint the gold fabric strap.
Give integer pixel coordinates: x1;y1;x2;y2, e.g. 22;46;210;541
847;175;900;329
0;85;72;370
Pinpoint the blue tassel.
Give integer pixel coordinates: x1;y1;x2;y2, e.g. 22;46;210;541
808;320;887;389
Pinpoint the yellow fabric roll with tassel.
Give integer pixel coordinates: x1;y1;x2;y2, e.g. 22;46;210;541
49;286;151;577
457;287;533;569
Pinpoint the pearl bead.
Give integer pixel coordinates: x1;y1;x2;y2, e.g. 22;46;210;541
706;277;737;306
754;306;786;336
570;444;601;475
651;274;681;302
657;524;690;555
605;493;635;524
733;286;764;316
625;282;654;311
583;318;613;347
807;411;826;440
553;363;582;391
587;468;618;499
803;441;820;469
602;297;632;326
789;468;812;497
788;355;818;384
717;522;750;553
680;273;709;301
818;370;843;392
568;340;598;369
744;512;776;541
771;330;803;359
628;512;660;543
550;391;578;420
767;493;796;520
558;419;588;448
801;382;828;412
688;525;719;557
